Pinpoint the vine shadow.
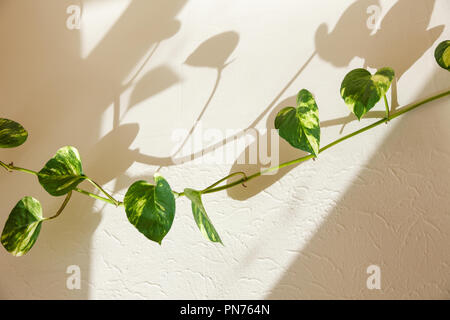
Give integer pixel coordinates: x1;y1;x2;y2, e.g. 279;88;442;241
0;0;446;299
169;31;240;162
266;77;450;299
106;30;241;192
132;0;443;181
0;0;186;299
257;0;449;298
226;0;444;201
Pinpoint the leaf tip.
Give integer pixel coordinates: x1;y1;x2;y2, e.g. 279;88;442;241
154;172;163;178
435;40;450;70
0;118;29;149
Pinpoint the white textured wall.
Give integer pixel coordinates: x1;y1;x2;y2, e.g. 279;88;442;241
0;0;449;299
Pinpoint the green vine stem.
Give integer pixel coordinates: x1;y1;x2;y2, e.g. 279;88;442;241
0;160;122;206
383;94;390;118
74;187;123;206
85;177;121;207
2;39;449;255
202;171;248;192
45;191;73;221
1;90;449;205
200;89;450;195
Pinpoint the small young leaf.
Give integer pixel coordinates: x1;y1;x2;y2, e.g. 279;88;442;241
124;174;176;244
38;146;86;196
274;89;320;156
1;197;44;256
340;67;395;120
184;188;222;244
435;40;450;71
0;118;28;148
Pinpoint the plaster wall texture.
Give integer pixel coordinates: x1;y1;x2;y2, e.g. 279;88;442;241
0;0;449;299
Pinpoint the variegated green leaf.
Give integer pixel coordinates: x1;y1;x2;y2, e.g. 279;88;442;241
435;40;450;71
340;67;395;120
0;118;28;148
275;89;320;156
124;174;176;244
184;188;222;244
38;146;86;196
1;197;44;256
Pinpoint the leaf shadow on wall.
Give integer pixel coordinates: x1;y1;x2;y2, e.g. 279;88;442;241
266;74;450;299
226;0;444;201
137;38;316;168
0;0;186;299
101;30;241;193
168;31;239;163
125;30;241;175
315;0;443;111
134;0;443;181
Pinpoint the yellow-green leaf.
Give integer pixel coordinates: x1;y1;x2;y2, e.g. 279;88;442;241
435;40;450;71
124;174;176;244
1;197;44;256
184;188;222;244
275;89;320;156
340;67;395;120
38;146;86;196
0;118;28;148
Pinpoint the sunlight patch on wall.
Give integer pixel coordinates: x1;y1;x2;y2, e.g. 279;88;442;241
220;70;440;299
80;0;132;59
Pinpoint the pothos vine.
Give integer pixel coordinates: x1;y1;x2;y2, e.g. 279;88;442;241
1;41;449;256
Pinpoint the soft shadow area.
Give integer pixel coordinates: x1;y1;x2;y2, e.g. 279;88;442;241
170;31;240;163
120;31;241;170
0;0;186;299
267;90;450;299
315;0;443;79
227;0;442;201
128;66;180;111
185;31;239;70
133;34;320;169
316;0;443;108
226;95;388;201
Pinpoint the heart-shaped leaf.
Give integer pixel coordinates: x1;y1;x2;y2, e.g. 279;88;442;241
1;197;44;256
38;146;86;196
435;40;450;71
124;174;176;244
340;67;395;120
275;89;320;156
184;188;222;244
0;118;28;148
